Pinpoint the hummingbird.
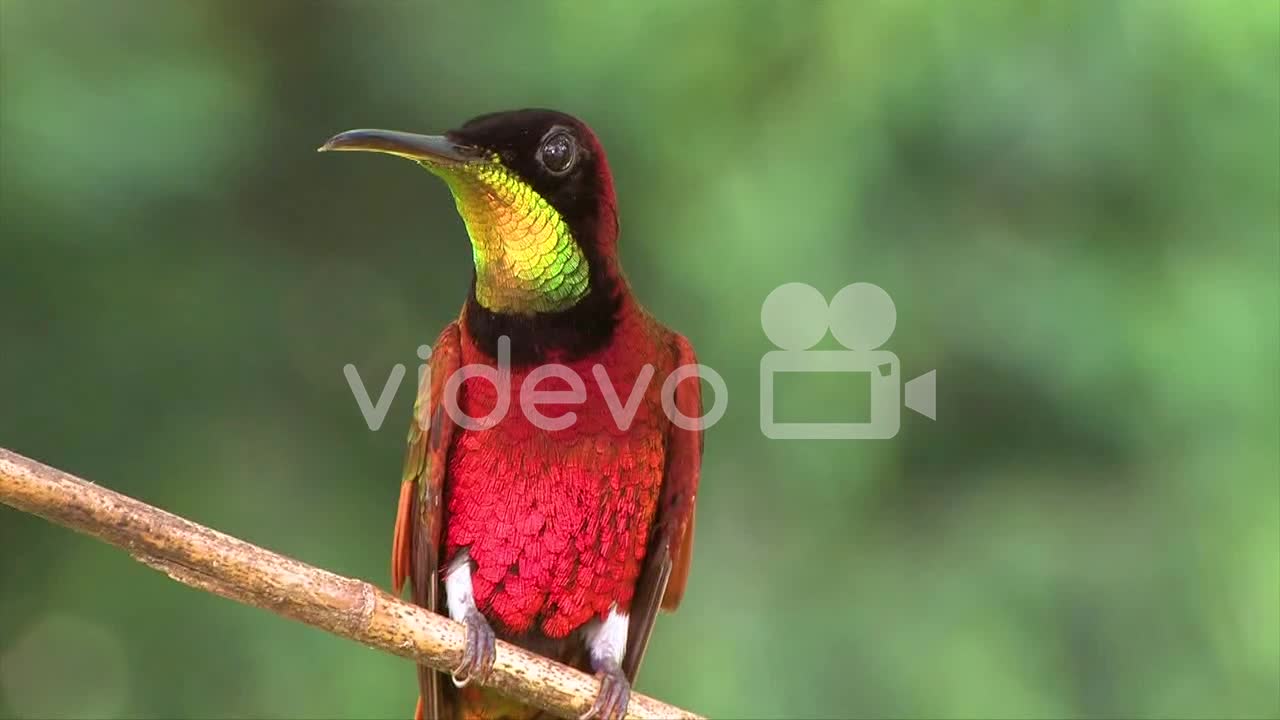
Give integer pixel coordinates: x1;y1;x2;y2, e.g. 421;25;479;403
320;110;703;720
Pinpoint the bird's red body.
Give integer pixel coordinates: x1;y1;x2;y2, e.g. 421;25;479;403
445;297;678;638
325;109;701;720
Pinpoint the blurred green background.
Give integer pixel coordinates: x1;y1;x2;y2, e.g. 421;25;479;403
1;1;1277;718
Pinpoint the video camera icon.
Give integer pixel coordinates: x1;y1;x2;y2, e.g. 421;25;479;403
759;282;936;440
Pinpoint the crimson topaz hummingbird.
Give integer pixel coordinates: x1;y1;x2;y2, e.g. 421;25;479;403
321;109;703;720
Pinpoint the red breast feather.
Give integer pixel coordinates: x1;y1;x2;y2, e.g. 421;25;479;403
444;309;676;637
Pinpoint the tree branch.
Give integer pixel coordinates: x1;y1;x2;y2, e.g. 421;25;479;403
0;447;702;720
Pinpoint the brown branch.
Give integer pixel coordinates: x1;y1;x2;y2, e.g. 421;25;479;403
0;447;702;720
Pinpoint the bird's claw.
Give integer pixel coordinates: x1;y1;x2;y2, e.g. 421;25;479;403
578;659;630;720
451;609;495;688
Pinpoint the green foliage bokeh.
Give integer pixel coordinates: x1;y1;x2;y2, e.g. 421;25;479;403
1;1;1277;718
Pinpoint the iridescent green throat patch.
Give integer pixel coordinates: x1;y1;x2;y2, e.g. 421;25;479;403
428;158;589;315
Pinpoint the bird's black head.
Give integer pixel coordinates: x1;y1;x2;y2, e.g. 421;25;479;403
320;109;625;361
321;109;618;316
446;109;618;252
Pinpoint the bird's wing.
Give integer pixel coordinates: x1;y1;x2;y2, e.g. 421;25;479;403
392;321;462;720
623;333;702;682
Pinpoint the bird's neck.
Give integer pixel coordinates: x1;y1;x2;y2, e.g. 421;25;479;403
444;172;591;315
454;174;626;365
472;254;588;316
464;255;628;367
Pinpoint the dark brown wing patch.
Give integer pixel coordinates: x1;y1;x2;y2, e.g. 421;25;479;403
622;333;703;682
393;322;462;719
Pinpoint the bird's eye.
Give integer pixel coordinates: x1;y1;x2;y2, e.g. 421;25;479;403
537;130;577;175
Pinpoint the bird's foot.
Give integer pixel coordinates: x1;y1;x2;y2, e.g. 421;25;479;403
579;657;630;720
451;608;495;688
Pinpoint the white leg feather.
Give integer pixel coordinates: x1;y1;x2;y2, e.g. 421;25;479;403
443;548;494;688
444;549;476;622
584;604;629;667
579;605;632;720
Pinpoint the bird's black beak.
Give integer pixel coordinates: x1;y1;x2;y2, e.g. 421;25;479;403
317;129;485;167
